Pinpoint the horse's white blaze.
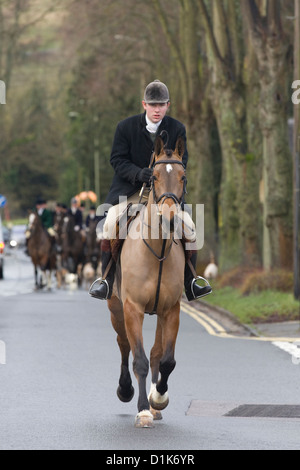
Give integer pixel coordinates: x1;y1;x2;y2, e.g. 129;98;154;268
29;213;36;226
166;164;173;174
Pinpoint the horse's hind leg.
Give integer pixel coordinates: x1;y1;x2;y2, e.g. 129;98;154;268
108;297;134;404
123;298;153;428
149;302;180;412
34;266;39;290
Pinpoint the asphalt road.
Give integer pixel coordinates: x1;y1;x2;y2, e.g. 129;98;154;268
0;250;300;450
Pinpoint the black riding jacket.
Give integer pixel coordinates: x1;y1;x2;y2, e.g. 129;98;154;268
105;112;188;206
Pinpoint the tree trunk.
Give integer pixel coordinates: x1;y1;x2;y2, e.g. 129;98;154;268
199;0;262;270
242;0;293;270
187;113;218;265
294;0;300;298
212;82;246;270
243;38;264;267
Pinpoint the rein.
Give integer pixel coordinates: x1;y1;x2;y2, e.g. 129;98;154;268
141;208;175;263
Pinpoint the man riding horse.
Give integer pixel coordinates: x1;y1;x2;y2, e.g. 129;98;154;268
90;80;212;302
26;198;56;246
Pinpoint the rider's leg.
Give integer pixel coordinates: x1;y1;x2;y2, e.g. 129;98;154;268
89;194;143;302
90;240;116;300
178;207;212;301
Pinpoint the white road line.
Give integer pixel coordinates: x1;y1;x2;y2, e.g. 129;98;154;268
183;304;300;344
272;341;300;364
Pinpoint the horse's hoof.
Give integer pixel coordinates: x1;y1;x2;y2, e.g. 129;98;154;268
149;390;169;411
150;406;163;421
135;410;154;428
117;385;135;403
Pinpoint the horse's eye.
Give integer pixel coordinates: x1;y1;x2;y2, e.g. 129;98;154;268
152;175;158;182
181;176;186;182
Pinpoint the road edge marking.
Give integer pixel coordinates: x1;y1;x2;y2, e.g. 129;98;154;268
181;304;300;344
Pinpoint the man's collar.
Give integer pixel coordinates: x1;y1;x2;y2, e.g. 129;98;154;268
141;112;166;128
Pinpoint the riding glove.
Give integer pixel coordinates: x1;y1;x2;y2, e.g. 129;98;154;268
136;168;153;184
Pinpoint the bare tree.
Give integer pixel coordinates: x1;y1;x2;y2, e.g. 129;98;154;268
242;0;293;270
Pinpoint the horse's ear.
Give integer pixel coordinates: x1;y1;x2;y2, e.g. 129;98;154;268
175;137;185;160
154;136;164;157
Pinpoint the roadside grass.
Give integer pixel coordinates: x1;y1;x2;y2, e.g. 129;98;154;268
3;218;28;227
205;280;300;325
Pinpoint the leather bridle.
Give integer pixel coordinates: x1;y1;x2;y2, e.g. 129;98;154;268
150;159;187;208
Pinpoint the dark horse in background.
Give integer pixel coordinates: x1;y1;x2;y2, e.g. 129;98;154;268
27;212;56;290
86;217;101;272
62;213;85;284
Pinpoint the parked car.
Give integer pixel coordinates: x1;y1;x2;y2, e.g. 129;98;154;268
0;216;5;280
10;225;27;248
2;226;10;244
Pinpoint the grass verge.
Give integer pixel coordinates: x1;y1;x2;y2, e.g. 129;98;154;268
205;283;300;325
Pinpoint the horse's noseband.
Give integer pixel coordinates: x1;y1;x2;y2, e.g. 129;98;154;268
151;159;187;207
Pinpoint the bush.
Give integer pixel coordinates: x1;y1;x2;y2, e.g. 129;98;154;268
218;267;262;289
240;270;294;296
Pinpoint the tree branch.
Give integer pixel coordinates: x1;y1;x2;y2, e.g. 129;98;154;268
267;0;282;35
242;0;264;34
150;0;189;89
241;0;265;46
197;0;222;62
227;0;242;80
197;0;231;76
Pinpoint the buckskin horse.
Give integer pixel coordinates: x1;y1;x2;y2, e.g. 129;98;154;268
107;137;187;428
27;212;56;290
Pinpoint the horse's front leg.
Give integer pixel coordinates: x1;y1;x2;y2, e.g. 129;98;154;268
46;270;52;291
149;302;180;412
123;298;153;428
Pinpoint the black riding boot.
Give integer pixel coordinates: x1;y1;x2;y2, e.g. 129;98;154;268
89;241;116;300
185;252;212;302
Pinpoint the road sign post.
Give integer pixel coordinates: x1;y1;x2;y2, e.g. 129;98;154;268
0;195;7;209
294;1;300;300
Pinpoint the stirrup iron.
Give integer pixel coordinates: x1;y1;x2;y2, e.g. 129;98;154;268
89;277;110;300
191;276;212;300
